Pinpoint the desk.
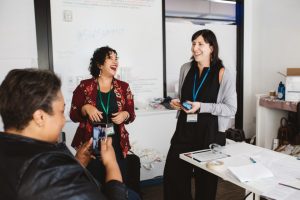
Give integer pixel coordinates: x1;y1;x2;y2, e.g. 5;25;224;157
180;142;300;200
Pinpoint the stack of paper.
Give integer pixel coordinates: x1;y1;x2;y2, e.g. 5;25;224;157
228;163;274;182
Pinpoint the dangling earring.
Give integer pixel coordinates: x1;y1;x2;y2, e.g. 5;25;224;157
97;63;102;77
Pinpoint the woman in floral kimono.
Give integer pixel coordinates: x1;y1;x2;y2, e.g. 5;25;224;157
70;46;136;186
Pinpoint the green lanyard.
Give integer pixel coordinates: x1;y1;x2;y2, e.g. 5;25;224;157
98;82;111;117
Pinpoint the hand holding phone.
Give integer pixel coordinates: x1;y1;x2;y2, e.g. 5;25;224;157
181;101;192;110
75;138;94;167
92;123;107;157
170;99;181;110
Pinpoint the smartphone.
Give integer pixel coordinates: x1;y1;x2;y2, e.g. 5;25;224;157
92;122;106;157
181;101;192;110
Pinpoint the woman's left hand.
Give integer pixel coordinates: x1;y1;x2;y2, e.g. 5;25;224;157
111;111;129;124
183;101;201;114
75;138;95;167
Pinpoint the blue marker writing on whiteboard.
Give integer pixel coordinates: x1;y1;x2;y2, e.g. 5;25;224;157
249;157;256;163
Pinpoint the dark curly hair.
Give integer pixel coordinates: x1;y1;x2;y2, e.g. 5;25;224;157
0;68;61;130
191;29;224;68
89;46;118;77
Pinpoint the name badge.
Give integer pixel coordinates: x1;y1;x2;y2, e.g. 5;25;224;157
187;114;197;122
105;123;115;136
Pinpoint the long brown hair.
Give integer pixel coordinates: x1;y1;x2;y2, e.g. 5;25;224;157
191;29;224;68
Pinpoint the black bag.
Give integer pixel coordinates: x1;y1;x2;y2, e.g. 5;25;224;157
126;153;141;197
277;117;298;145
225;128;246;142
286;104;300;145
297;102;300;132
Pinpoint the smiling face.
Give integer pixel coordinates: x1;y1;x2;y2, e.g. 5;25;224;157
191;35;213;65
99;52;118;77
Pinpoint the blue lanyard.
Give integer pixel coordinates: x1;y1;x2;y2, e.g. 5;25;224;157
193;68;210;101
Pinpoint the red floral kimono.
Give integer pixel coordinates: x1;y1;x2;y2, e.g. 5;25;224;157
70;77;135;157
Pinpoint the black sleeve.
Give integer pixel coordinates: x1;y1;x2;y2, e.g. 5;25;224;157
17;153;128;200
103;180;129;200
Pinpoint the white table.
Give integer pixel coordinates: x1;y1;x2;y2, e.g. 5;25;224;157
180;142;300;200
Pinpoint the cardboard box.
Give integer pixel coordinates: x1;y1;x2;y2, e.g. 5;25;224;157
285;76;300;102
287;68;300;76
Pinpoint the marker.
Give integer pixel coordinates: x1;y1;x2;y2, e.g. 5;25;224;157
192;157;201;163
249;157;256;163
184;153;192;158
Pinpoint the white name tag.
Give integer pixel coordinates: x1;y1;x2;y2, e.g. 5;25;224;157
187;114;197;122
105;123;115;136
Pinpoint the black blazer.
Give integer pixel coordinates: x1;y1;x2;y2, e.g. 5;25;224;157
0;132;128;200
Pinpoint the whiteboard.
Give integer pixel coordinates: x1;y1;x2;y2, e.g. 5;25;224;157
50;0;164;114
0;0;38;131
166;21;236;97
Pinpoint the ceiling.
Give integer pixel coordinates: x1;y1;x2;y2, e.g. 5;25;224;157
165;0;236;24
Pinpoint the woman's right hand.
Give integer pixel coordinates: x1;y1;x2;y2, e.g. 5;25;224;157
170;98;181;110
82;104;103;122
100;137;122;182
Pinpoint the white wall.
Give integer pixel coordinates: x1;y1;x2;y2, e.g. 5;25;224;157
0;0;38;131
243;0;300;138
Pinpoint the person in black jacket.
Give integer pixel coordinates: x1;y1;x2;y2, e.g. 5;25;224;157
0;68;140;200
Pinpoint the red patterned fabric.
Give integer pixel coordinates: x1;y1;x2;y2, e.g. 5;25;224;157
70;77;135;157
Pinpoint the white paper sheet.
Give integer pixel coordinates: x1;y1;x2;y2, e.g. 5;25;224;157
262;184;300;200
227;163;274;183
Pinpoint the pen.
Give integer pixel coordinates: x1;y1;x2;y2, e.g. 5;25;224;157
192;157;201;163
184;152;202;162
184;153;202;162
279;183;300;191
249;157;256;163
192;149;211;154
184;153;201;162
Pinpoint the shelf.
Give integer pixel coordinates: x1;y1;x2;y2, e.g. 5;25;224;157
259;96;298;112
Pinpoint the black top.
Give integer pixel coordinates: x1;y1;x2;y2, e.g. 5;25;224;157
0;132;129;200
97;89;122;158
171;62;223;150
